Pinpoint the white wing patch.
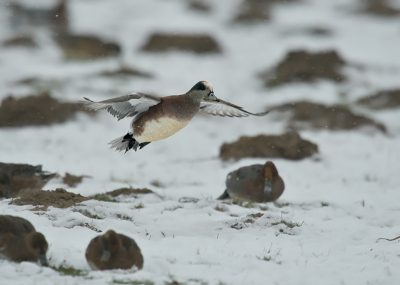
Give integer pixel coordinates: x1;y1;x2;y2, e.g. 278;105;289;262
80;93;161;121
200;99;269;117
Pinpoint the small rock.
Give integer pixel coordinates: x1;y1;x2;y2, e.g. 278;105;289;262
0;92;84;127
9;188;90;210
259;50;346;87
140;33;222;54
219;132;318;161
356;89;400;110
54;34;121;60
0;163;56;198
268;101;386;132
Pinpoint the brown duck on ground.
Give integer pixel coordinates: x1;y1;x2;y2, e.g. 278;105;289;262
0;215;48;266
217;161;285;203
85;230;143;270
81;81;268;153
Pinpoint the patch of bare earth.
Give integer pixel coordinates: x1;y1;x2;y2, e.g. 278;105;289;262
140;33;222;54
219;132;318;161
9;188;91;210
54;34;120;60
357;0;400;17
0;92;85;127
356;89;400;110
268;101;386;132
62;173;90;188
2;35;37;47
259;50;346;87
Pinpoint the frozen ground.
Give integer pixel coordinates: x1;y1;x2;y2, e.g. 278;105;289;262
1;0;400;284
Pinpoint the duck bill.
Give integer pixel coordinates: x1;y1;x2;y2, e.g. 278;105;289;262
264;181;272;195
39;254;48;267
100;250;111;263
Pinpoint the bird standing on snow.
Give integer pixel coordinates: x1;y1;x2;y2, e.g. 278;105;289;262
81;81;268;153
217;161;285;203
0;215;49;266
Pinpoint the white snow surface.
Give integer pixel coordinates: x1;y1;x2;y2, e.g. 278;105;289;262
1;0;400;284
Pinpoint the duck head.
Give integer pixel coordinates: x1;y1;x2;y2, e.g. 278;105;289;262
100;230;122;263
187;81;217;104
26;232;48;266
263;161;279;195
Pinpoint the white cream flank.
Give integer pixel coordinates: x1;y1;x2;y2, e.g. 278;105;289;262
134;117;191;142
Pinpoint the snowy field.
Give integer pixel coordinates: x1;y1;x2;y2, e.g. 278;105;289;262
1;0;400;284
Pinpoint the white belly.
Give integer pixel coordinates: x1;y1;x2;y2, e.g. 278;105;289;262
134;117;190;142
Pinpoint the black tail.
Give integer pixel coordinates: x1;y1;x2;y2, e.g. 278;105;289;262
217;189;230;200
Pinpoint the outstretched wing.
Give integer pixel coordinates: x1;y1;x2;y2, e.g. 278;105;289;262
200;99;269;117
80;93;161;121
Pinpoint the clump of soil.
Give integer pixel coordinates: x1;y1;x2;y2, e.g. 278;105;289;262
7;0;68;32
0;92;84;127
63;173;90;188
233;0;299;23
2;35;37;48
99;67;153;78
0;163;57;198
105;187;153;197
357;0;400;17
140;33;222;54
259;50;347;87
268;101;386;132
54;34;121;60
356;89;400;110
188;0;211;12
9;188;90;210
220;132;318;161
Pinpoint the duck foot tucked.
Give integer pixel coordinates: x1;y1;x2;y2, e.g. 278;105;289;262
109;133;140;153
217;189;230;200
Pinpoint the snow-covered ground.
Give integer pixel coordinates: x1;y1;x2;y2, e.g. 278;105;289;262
1;0;400;284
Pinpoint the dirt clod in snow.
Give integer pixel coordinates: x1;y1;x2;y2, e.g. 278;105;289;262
219;132;318;161
140;33;222;54
268;101;387;132
356;89;400;110
259;50;346;87
9;188;91;210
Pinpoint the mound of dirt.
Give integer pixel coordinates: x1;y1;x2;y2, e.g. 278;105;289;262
220;132;318;161
259;50;346;87
0;163;56;199
63;173;90;188
7;0;68;31
268;101;387;132
357;0;400;17
188;0;211;12
356;89;400;110
2;35;37;48
233;0;299;23
105;188;153;197
9;188;90;210
55;34;121;60
0;92;84;127
99;67;153;78
140;33;222;54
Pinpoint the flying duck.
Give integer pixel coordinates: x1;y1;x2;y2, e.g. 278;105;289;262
0;215;49;266
217;161;285;203
85;230;143;271
81;81;268;153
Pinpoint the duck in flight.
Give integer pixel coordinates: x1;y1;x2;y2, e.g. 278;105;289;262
81;81;268;153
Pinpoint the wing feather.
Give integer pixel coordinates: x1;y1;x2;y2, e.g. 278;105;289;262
200;99;269;117
80;93;161;120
